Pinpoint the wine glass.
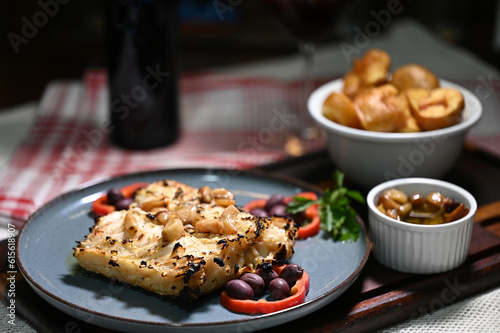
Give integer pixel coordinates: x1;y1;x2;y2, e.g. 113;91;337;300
264;0;350;155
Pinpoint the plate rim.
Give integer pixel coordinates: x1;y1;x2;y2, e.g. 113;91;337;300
16;167;371;331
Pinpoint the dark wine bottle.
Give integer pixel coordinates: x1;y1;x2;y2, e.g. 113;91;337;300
105;0;179;149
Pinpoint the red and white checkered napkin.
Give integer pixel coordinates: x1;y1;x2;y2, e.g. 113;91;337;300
0;70;325;222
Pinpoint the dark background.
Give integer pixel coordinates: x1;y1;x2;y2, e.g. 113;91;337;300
1;0;498;110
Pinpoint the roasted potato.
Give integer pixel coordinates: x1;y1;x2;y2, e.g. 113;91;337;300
343;49;391;99
353;84;407;132
322;92;362;129
396;93;421;133
322;49;466;133
390;64;440;91
406;88;464;131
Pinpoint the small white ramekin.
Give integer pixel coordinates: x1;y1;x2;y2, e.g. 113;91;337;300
367;178;477;274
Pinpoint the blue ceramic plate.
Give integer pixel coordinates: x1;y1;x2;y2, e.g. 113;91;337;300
17;168;370;332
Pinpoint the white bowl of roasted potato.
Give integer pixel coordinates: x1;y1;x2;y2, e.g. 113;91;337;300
308;49;482;189
366;177;477;274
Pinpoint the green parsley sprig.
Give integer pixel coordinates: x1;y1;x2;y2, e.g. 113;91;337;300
286;170;365;241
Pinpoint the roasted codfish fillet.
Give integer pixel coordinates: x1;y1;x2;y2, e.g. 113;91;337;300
74;180;297;301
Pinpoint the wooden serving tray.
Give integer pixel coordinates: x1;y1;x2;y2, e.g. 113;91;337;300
2;149;500;332
259;201;500;333
253;149;500;332
1;202;499;333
